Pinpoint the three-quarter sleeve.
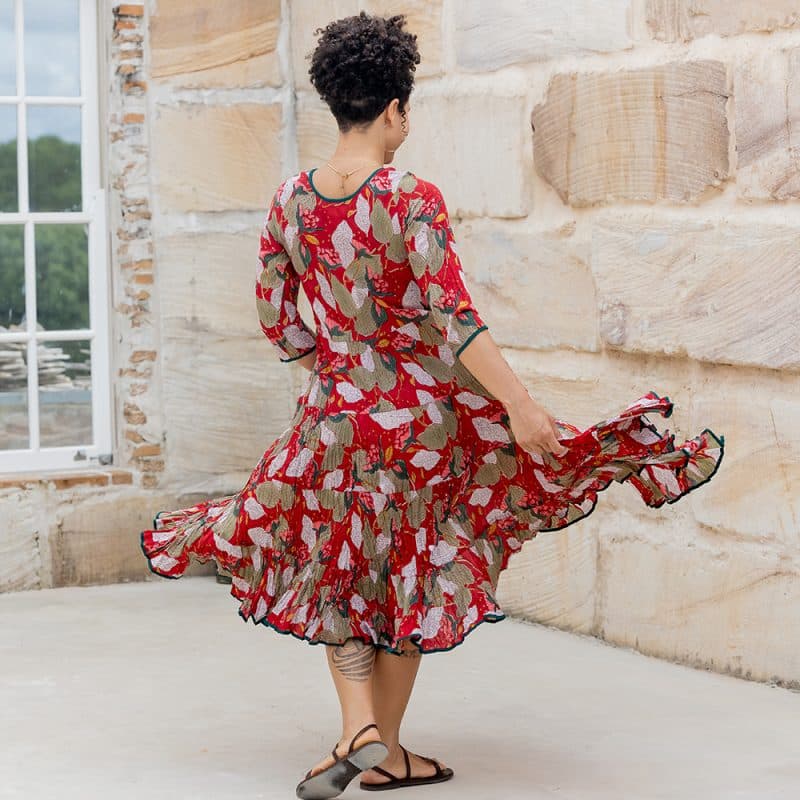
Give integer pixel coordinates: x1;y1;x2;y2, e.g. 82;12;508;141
402;181;488;358
255;184;317;362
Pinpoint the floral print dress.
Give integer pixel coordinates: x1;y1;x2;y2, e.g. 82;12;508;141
140;165;726;655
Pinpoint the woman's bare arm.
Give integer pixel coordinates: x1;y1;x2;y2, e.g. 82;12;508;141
456;328;528;408
457;329;568;457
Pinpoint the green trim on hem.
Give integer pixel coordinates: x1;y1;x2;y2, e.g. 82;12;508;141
280;345;317;363
456;324;488;357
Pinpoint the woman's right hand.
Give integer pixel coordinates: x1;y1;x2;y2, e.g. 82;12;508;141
503;387;568;459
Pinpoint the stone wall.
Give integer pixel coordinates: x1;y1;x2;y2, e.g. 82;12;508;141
1;1;797;688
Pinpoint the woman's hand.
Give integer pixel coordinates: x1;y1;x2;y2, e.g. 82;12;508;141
455;329;568;459
502;386;568;459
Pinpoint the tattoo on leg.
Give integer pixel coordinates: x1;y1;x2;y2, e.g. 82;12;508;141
332;638;376;681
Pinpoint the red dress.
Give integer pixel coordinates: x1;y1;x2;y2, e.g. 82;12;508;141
140;165;725;654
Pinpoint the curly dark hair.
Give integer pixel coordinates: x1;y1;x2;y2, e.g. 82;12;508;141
308;11;420;133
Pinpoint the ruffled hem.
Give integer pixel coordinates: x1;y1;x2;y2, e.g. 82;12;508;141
139;529;509;656
139;389;725;655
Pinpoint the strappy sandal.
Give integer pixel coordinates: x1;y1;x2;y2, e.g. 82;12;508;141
359;743;454;791
295;722;389;800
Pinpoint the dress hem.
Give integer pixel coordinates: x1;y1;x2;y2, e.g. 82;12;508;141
139;528;507;655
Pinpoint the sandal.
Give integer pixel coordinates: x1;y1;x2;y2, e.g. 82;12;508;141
359;744;454;791
295;722;389;800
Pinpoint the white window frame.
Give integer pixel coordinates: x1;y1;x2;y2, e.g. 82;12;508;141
0;0;110;473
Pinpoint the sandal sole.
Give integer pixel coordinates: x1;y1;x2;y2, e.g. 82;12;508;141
296;741;389;800
360;766;454;791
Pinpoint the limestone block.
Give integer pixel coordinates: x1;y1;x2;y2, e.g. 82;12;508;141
597;513;800;684
454;220;598;352
647;0;800;42
52;492;216;587
150;0;282;88
591;219;800;370
0;490;47;592
531;61;729;206
455;0;632;71
158;227;266;340
291;0;443;94
161;335;298;478
496;512;601;634
735;48;800;200
152;103;283;213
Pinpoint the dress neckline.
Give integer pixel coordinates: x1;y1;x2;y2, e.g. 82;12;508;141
307;165;386;203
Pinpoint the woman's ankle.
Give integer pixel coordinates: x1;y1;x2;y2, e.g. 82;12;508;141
340;719;381;743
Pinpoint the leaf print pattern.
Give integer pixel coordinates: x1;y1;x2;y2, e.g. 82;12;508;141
140;165;726;655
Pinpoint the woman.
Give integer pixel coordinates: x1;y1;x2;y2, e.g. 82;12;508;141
140;11;725;800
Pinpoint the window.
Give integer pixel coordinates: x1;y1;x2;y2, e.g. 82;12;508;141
0;0;110;472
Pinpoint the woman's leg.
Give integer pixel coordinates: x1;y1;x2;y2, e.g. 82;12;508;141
360;640;449;785
304;638;384;779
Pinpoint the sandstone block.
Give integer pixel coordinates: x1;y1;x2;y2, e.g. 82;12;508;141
0;490;46;592
158;228;266;340
689;382;800;548
150;0;281;88
591;219;800;370
597;513;800;685
161;336;298;477
299;84;529;216
532;61;729;206
735;48;800;200
52;493;216;587
295;92;342;170
647;0;800;42
455;221;598;351
152;103;283;213
456;0;632;71
496;513;600;634
393;87;529;217
291;0;444;95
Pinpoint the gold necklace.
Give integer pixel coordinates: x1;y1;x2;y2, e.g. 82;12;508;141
325;160;383;194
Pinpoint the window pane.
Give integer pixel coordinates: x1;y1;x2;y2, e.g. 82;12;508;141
0;224;24;327
24;0;80;96
27;105;81;211
0;106;17;212
38;338;91;447
0;1;15;95
0;341;28;450
35;223;88;331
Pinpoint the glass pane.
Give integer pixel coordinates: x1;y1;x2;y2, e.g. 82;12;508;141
0;340;29;450
24;0;80;96
0;1;15;95
0;106;17;212
27;105;81;211
38;338;91;447
0;224;24;327
34;223;88;332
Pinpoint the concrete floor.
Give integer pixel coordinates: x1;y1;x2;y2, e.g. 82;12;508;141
1;577;799;800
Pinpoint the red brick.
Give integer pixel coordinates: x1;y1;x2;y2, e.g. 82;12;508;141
117;4;144;17
111;470;134;485
132;444;162;458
